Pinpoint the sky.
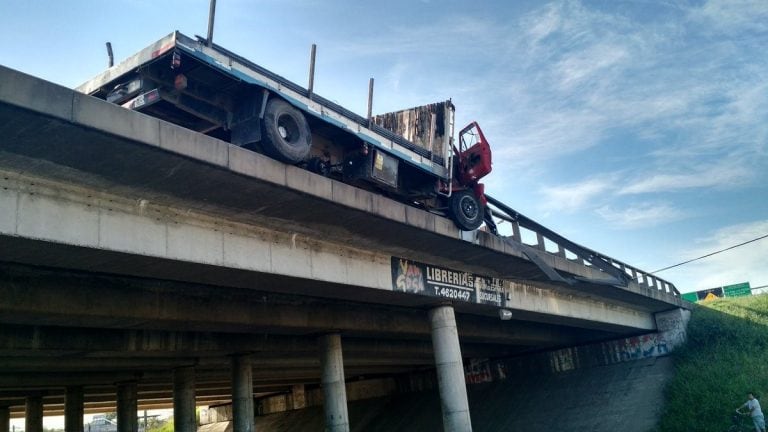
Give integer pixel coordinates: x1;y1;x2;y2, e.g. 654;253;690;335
0;0;766;296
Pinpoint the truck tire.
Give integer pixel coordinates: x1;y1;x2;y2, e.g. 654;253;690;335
261;98;312;163
449;190;484;231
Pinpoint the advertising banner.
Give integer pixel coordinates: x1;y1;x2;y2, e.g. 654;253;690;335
391;256;506;307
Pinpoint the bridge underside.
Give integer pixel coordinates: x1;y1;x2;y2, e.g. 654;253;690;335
0;261;633;417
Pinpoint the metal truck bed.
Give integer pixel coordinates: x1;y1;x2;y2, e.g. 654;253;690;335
77;31;449;178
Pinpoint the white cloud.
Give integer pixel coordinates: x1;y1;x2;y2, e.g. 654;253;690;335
540;176;616;213
664;220;768;292
619;162;755;195
333;15;497;57
555;43;628;90
491;110;606;165
524;2;563;45
386;61;409;92
690;0;768;33
595;202;687;229
322;1;767;182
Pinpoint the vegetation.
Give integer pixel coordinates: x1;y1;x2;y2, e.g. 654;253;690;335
147;418;173;432
657;294;768;431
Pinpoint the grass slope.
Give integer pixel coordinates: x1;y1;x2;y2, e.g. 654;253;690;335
657;295;768;431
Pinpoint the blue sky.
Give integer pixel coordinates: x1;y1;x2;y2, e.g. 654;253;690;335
1;0;766;295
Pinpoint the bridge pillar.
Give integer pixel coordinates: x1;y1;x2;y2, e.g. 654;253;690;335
319;333;349;432
65;386;84;432
290;384;306;410
429;305;473;432
231;354;254;432
25;395;43;432
173;366;196;432
0;406;9;432
116;381;138;432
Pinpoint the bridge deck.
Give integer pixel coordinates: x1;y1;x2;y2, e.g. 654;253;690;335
0;65;682;314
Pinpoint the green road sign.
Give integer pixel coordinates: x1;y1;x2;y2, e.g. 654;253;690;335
681;282;751;303
723;282;751;297
682;292;698;303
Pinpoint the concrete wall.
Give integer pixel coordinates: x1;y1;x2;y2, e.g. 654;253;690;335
468;356;673;432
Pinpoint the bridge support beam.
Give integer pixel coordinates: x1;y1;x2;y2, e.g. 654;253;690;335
25;395;43;432
231;354;254;432
319;334;349;432
0;406;9;432
430;305;473;432
65;386;84;432
117;381;138;432
173;366;196;432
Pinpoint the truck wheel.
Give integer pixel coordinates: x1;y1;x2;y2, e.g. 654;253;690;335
449;190;484;231
262;98;311;163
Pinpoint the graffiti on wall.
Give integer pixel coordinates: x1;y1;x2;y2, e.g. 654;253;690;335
464;309;690;383
465;358;493;384
603;333;669;363
465;358;507;384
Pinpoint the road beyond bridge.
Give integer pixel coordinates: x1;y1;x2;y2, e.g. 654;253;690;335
0;65;688;432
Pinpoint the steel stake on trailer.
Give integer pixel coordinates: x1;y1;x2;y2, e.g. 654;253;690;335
207;0;217;47
367;77;375;127
106;42;114;68
308;44;317;99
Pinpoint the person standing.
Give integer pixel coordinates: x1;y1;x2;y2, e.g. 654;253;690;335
737;392;766;432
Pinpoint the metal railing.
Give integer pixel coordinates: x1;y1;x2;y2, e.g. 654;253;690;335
485;195;679;297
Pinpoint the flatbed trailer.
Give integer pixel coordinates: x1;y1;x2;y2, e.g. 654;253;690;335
78;31;493;231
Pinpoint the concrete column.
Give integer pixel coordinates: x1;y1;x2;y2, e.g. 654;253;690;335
0;406;10;432
231;354;254;432
116;382;138;432
290;384;306;410
429;305;472;432
319;333;349;432
173;366;197;432
25;396;43;432
65;386;84;432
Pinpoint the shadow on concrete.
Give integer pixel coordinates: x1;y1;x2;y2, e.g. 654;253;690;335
229;356;674;432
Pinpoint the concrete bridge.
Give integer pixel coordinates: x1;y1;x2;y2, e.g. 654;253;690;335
0;65;686;432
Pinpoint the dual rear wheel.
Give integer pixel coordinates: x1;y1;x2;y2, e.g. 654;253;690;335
261;98;312;164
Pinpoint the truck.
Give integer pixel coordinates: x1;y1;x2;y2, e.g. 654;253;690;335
77;31;493;231
75;31;682;293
